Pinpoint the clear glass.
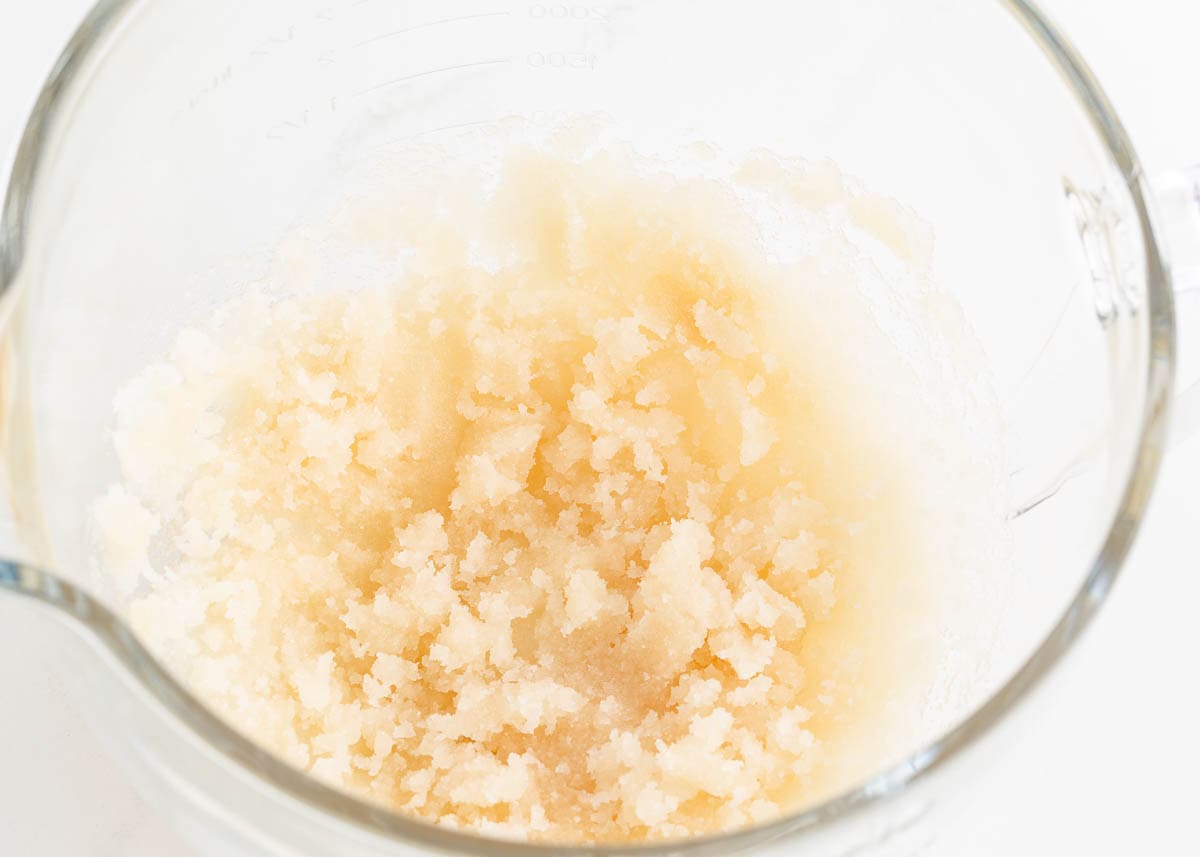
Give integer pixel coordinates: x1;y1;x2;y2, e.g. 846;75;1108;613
0;0;1190;855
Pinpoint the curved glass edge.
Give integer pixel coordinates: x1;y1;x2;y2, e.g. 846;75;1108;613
0;0;1177;854
0;0;132;294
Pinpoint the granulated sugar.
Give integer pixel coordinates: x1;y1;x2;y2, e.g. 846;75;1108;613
94;131;1002;843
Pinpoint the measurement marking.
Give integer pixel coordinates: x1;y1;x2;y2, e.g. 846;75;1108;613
412;117;505;138
355;58;513;97
1017;279;1080;387
370;117;507;152
1011;460;1087;519
353;10;511;48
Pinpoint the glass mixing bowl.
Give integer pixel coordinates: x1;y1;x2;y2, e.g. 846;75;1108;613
1;0;1197;854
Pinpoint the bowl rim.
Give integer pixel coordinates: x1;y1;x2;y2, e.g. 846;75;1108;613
0;0;1177;854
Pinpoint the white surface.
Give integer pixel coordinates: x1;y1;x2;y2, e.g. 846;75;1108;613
0;1;1197;854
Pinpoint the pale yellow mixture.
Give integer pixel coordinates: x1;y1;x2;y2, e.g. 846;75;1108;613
94;133;978;843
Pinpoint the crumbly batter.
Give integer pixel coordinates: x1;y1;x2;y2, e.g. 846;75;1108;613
95;134;963;843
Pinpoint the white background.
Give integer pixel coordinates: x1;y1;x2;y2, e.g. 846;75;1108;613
0;1;1197;854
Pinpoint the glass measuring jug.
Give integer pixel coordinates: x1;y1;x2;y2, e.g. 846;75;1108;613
1;0;1198;854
